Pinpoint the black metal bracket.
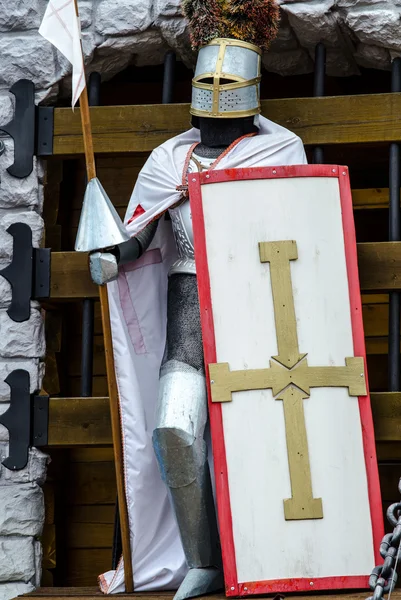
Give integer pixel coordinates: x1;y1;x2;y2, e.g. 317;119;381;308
0;79;55;175
0;223;50;323
0;370;49;471
0;80;36;178
36;106;54;156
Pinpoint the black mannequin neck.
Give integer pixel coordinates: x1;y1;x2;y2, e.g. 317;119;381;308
194;116;258;159
198;116;257;147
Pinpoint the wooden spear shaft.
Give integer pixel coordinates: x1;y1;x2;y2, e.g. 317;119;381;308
74;2;134;592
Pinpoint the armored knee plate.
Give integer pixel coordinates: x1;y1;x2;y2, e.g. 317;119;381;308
153;362;207;487
153;362;220;568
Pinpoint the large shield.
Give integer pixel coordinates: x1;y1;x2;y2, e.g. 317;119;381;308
189;165;383;596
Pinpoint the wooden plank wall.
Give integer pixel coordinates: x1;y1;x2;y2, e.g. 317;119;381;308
65;449;115;586
41;448;116;587
42;154;151;586
43;142;401;586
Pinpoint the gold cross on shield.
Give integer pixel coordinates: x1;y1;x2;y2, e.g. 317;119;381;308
209;241;367;521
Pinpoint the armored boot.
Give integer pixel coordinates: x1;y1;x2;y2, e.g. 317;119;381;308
153;362;223;600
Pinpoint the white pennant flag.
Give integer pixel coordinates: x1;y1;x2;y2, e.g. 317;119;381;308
39;0;85;107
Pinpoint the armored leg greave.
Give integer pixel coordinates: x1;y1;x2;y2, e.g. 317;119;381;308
153;365;220;568
152;274;221;577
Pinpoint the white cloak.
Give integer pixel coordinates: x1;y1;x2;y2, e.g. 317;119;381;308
99;116;307;594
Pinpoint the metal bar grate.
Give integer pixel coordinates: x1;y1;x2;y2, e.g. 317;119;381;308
312;43;326;165
388;58;401;392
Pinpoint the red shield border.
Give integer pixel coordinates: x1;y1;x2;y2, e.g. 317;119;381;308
189;164;384;597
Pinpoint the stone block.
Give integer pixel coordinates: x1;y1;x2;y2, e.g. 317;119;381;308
93;31;168;79
0;446;48;485
0;359;41;402
0;140;40;210
338;0;401;9
34;540;42;588
0;308;45;359
0;33;56;89
0;94;13;130
0;415;7;443
0;210;44;259
282;1;340;48
0;582;35;600
263;48;313;76
159;17;194;68
155;0;183;18
54;30;97;86
0;483;44;536
95;0;152;35
0;536;35;583
35;81;60;105
269;22;299;53
37;184;44;214
79;1;94;29
37;160;45;185
344;6;401;51
0;262;11;308
355;43;391;71
0;0;41;32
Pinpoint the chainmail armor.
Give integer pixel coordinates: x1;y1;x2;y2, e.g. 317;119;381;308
161;274;204;373
163;144;227;370
193;144;227;159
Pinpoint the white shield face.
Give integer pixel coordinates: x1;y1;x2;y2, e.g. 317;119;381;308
189;166;382;596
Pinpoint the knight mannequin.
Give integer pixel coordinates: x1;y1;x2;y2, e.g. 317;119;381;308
87;2;307;597
90;116;256;600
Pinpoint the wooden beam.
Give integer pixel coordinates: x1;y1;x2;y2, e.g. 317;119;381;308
352;188;396;210
16;590;401;600
50;243;401;299
357;242;401;292
52;93;401;155
47;397;111;446
50;252;98;299
45;393;401;447
371;392;401;442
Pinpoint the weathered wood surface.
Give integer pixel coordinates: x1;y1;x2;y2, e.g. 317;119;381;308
47;398;111;446
67;460;116;505
67;522;114;549
19;590;222;598
66;549;113;587
353;188;397;210
358;242;401;291
46;393;401;446
61;448;116;585
52;93;401;155
51;253;98;299
17;590;401;600
50;243;401;299
371;393;401;442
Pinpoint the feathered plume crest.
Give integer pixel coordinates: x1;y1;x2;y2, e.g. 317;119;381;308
182;0;280;51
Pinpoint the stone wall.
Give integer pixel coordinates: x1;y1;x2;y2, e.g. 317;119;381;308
1;1;400;105
0;1;400;599
0;111;48;600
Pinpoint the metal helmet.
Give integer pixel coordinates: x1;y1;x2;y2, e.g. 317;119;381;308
190;38;262;119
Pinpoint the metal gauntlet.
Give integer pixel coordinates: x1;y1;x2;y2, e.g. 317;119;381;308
89;219;159;285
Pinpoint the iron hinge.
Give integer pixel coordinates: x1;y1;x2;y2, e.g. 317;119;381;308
0;370;49;471
0;223;51;323
0;80;35;178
